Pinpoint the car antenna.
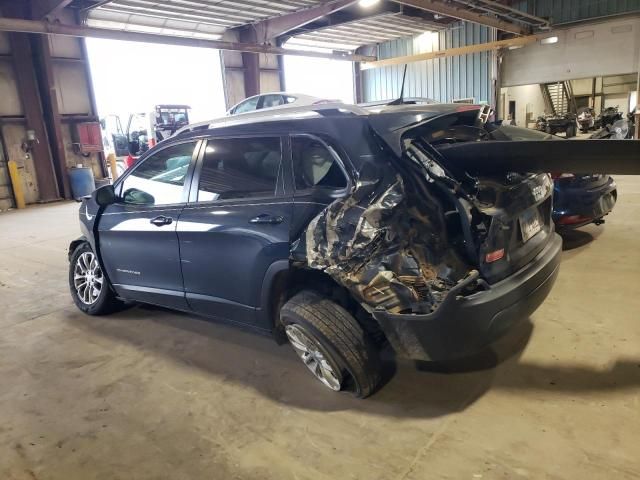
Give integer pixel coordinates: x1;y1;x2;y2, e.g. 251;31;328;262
387;64;408;106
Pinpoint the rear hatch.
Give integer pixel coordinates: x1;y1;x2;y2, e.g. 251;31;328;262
392;107;555;284
471;173;554;283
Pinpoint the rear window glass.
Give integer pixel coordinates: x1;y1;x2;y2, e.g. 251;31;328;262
291;137;347;191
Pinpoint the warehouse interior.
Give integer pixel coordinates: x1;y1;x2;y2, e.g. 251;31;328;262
1;1;640;479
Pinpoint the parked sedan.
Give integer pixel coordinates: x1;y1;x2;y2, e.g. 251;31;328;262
228;92;336;115
488;123;617;230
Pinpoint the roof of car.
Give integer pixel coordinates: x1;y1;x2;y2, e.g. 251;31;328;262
178;102;475;136
172;102;484;159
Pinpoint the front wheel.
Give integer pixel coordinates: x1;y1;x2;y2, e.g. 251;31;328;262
69;243;126;315
280;290;381;398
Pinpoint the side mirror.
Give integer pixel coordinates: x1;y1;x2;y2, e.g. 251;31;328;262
94;184;116;207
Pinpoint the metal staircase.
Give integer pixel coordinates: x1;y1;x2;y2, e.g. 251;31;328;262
540;81;577;115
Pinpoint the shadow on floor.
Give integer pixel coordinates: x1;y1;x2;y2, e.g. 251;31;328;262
66;305;640;419
560;226;602;252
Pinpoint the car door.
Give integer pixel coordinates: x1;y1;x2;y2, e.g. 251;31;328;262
177;135;292;330
98;139;201;310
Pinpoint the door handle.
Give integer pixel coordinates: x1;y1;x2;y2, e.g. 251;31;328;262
249;214;284;225
150;215;173;227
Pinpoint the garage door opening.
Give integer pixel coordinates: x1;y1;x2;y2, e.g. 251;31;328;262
86;38;227;127
283;46;354;104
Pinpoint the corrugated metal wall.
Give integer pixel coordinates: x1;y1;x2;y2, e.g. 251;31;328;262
362;22;497;104
511;0;640;25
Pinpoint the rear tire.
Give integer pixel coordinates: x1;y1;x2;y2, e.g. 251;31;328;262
280;290;381;398
69;243;126;316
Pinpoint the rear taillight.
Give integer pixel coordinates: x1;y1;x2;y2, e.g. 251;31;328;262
485;249;505;263
124;154;135;168
557;214;592;225
550;172;575;180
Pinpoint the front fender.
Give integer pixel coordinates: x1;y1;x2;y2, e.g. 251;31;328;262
68;236;89;262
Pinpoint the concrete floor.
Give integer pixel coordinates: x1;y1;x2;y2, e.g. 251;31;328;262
1;177;639;480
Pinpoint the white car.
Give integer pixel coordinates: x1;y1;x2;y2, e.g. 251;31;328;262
173;92;338;136
228;92;335;115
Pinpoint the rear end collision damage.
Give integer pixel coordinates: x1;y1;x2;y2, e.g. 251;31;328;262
300;111;561;363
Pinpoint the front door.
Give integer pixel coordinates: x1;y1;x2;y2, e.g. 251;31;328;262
99;140;200;309
177;135;292;329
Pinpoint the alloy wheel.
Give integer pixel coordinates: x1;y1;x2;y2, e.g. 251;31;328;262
285;324;342;391
73;251;103;305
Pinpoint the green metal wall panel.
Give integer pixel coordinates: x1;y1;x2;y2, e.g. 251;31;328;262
362;22;496;104
511;0;640;25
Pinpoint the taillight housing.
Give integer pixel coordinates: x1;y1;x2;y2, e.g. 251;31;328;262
550;172;575;180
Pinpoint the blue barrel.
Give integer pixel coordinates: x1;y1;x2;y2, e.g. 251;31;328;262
69;166;96;199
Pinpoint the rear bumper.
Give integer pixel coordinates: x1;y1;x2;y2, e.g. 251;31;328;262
553;178;617;229
372;233;563;361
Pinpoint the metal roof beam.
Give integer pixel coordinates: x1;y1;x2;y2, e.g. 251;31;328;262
250;0;358;42
31;0;75;19
361;33;539;69
392;0;530;35
0;16;376;61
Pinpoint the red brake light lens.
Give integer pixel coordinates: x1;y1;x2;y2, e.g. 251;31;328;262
485;248;505;263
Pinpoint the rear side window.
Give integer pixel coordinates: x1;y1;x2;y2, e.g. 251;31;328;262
120;141;196;205
261;94;285;108
233;97;259;114
291;136;348;190
196;137;284;202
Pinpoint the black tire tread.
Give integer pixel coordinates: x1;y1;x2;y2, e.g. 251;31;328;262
281;290;381;398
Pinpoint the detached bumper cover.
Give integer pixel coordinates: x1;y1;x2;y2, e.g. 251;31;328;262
372;233;563;361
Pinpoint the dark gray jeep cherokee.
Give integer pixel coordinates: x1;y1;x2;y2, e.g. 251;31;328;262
69;103;564;397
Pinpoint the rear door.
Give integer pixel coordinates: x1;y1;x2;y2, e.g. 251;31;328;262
177;135;292;329
98;139;200;309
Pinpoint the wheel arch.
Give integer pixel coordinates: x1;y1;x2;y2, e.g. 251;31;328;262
68;236;90;261
259;262;386;346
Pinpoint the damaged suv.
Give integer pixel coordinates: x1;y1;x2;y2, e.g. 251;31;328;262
69;103;562;397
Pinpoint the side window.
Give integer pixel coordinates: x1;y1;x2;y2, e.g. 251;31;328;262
196;137;283;202
291;136;348;191
233;97;259;114
120;142;196;206
262;94;285;109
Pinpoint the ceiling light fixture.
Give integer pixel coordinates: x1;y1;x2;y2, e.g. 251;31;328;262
359;0;380;7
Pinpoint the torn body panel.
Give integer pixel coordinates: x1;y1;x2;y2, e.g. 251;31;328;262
302;169;470;316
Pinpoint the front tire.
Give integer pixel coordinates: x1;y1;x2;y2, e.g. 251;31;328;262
69;243;125;315
280;290;381;398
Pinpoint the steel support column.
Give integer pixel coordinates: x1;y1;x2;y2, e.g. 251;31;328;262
8;32;60;202
35;36;72;198
239;27;260;97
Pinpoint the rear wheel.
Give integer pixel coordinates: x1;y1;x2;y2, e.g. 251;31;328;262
69;243;126;315
280;290;381;398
